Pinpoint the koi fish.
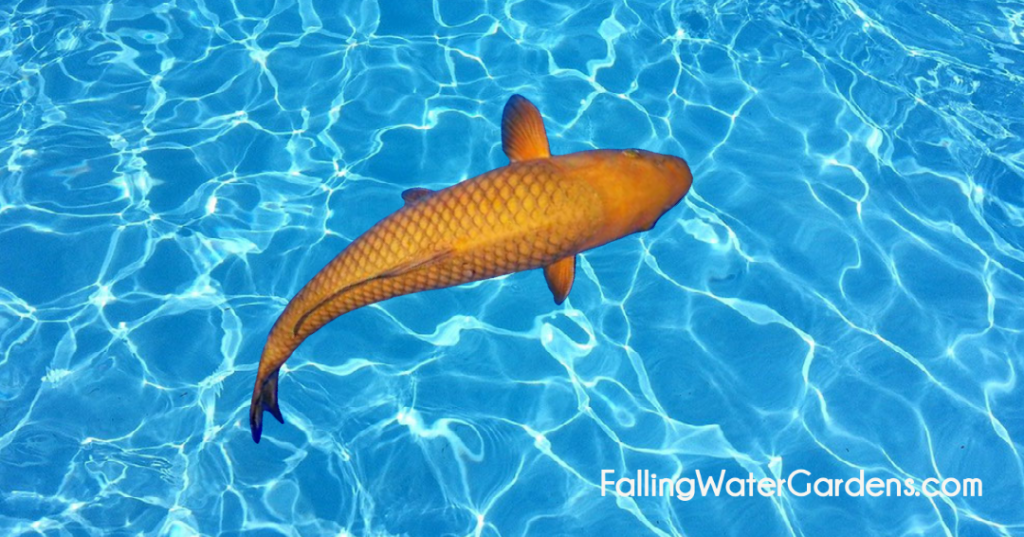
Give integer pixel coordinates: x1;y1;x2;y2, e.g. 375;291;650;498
250;95;692;442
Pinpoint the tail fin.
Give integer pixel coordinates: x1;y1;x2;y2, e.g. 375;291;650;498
250;369;284;443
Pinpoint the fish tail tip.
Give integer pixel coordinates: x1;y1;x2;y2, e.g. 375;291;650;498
268;401;284;424
250;370;284;444
249;398;263;443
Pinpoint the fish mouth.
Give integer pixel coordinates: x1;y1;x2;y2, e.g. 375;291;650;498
660;155;693;188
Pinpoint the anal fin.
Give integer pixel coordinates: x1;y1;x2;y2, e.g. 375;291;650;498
376;247;454;279
402;188;436;206
543;255;576;305
293;247;455;336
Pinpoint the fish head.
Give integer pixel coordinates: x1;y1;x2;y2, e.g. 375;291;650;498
567;149;692;240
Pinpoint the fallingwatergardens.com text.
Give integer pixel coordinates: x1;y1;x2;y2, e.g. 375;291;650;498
601;468;981;501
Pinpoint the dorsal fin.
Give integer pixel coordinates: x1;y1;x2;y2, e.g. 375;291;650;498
402;188;435;205
502;95;550;162
543;255;576;305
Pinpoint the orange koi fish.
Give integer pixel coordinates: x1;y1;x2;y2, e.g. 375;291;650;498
251;95;692;442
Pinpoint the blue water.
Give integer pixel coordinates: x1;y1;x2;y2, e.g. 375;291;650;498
2;0;1023;535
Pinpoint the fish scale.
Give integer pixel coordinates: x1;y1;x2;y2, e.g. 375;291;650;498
257;159;603;380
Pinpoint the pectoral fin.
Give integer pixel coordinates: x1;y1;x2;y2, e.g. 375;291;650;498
502;95;550;162
543;255;576;305
402;188;435;205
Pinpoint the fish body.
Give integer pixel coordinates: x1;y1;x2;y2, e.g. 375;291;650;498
251;95;692;442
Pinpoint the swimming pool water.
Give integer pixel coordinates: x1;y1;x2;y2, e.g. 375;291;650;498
2;0;1023;535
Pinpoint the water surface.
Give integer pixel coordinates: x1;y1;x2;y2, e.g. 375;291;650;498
1;1;1022;535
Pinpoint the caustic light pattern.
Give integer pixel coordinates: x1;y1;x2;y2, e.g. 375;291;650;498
1;1;1022;536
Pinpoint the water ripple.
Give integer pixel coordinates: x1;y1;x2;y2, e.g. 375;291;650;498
1;0;1022;536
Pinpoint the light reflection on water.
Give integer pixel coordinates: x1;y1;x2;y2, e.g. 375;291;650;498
0;1;1022;535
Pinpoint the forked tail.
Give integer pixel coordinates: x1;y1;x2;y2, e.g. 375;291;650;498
250;369;284;443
